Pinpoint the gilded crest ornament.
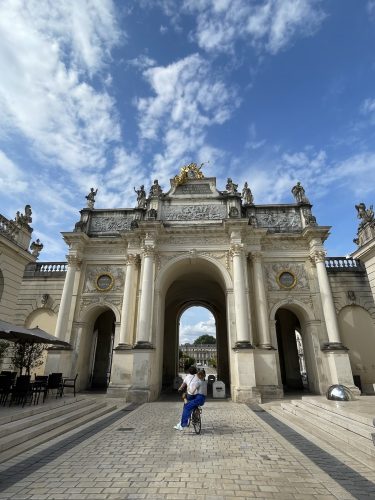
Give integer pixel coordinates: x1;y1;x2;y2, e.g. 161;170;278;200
173;163;205;186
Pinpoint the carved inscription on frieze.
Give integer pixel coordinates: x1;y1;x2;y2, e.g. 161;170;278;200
174;184;212;195
161;204;226;221
89;214;134;234
251;208;302;231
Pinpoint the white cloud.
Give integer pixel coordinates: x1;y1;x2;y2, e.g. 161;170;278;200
0;150;28;194
361;98;375;115
182;0;326;54
0;0;122;172
137;53;239;183
180;317;216;344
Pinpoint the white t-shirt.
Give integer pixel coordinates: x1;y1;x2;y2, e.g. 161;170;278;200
191;379;207;396
182;374;198;395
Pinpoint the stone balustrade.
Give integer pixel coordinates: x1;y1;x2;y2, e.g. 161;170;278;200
325;257;365;272
24;262;67;278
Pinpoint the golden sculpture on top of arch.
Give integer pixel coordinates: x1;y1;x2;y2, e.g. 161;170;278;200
173;162;205;186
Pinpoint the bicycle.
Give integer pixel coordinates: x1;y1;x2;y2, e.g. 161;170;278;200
189;406;202;434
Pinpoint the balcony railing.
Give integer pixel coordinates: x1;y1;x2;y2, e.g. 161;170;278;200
24;262;67;278
325;257;365;272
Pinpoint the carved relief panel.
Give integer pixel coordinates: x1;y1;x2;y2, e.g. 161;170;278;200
265;262;309;291
83;265;125;293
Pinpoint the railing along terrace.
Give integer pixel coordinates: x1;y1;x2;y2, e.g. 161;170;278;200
0;214;18;243
24;262;68;278
325;257;365;272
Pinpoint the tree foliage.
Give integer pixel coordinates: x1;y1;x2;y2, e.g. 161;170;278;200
10;342;47;375
193;335;216;345
0;341;9;364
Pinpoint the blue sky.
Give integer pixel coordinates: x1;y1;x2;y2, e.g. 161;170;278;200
1;0;375;266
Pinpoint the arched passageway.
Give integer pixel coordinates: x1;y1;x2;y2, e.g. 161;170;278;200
162;263;230;392
90;310;115;389
275;308;308;393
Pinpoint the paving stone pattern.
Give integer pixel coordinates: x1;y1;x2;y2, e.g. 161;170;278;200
0;401;374;499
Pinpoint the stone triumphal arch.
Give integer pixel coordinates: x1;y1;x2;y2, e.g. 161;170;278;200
37;162;365;402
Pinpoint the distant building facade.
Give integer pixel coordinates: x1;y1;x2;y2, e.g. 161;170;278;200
1;163;375;401
180;343;217;366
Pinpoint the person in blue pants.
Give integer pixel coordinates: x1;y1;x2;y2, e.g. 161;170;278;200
174;370;207;430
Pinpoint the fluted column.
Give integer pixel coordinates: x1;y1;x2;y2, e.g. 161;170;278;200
312;250;345;349
118;254;137;348
55;255;80;342
251;252;273;348
134;245;155;348
231;244;253;348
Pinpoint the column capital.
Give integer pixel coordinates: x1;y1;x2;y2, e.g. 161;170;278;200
248;251;263;263
310;249;326;264
66;254;82;268
142;245;155;258
230;243;244;258
126;253;139;265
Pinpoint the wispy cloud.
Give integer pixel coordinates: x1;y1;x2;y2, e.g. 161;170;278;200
0;0;122;173
137;53;239;182
0;150;28;194
158;0;327;55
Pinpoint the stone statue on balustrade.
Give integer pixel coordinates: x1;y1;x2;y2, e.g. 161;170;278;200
85;188;98;209
149;179;163;198
291;182;310;204
241;182;254;205
226;178;238;194
134;185;147;208
15;205;32;227
30;238;43;258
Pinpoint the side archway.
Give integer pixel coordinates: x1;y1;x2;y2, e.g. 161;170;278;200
338;305;375;391
271;300;319;394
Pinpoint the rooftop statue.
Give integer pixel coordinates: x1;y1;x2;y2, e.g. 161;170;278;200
134;185;147;208
173;162;205;186
355;202;374;227
226;178;238;194
15;204;32;227
291;181;310;204
149;179;163;197
85;188;98;209
242;182;254;205
30;238;43;258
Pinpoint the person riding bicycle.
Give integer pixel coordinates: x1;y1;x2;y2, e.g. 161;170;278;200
178;365;198;404
174;370;207;431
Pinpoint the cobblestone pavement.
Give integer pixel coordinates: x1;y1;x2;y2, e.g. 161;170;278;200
0;401;375;499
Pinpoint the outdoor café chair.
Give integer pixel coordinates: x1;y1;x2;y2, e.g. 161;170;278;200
0;375;13;406
31;375;49;404
61;374;78;397
47;373;63;398
9;375;31;407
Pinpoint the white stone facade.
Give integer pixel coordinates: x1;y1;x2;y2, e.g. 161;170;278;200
2;165;375;401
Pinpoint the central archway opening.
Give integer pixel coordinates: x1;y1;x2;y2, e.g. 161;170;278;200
90;310;115;390
161;262;230;394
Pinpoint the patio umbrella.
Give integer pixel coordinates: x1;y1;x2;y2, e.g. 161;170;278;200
0;319;70;347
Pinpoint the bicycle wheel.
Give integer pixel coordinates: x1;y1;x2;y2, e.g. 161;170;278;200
192;407;201;434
